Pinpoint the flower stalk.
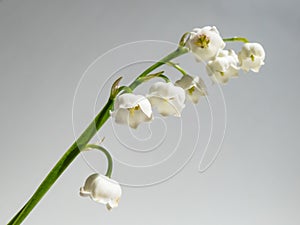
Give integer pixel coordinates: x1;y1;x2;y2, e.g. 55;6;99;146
223;36;249;43
166;62;188;76
84;144;113;178
8;24;264;223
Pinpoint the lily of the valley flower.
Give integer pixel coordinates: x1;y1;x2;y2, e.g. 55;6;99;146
175;75;207;104
111;93;152;129
206;49;240;84
186;26;225;62
238;43;265;72
147;82;185;117
80;173;122;211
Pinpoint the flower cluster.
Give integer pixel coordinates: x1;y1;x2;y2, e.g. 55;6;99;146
111;75;207;128
186;26;265;84
110;27;265;129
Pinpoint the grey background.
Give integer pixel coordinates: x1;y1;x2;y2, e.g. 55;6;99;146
1;0;299;224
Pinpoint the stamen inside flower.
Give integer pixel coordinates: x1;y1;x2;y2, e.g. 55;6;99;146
188;86;195;95
250;54;255;62
128;105;140;116
194;34;210;48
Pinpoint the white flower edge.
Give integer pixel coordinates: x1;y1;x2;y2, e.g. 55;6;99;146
80;173;122;211
147;82;185;117
111;93;153;129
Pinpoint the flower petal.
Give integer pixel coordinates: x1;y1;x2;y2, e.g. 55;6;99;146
113;108;130;125
148;96;182;117
175;75;194;90
128;108;152;129
138;97;152;118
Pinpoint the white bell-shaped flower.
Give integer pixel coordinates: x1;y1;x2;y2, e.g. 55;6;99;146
111;93;152;129
147;82;185;117
238;42;265;72
206;49;240;84
186;26;225;62
175;75;207;104
80;173;122;211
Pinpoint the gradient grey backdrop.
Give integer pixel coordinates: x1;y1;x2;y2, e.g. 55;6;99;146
1;0;299;224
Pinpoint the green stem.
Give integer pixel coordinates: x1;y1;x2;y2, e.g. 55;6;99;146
84;144;113;178
156;74;170;82
223;37;249;43
8;46;189;225
132;71;170;87
166;62;188;76
118;86;133;93
128;46;188;90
